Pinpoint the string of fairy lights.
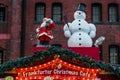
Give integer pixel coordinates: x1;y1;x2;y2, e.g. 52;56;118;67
16;57;100;80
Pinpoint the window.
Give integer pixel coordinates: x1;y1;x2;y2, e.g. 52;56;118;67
109;45;119;64
108;4;118;22
52;3;62;23
0;50;3;64
35;3;45;22
0;4;5;23
92;3;102;22
99;45;103;60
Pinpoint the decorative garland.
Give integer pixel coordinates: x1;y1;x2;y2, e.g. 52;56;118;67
0;46;120;77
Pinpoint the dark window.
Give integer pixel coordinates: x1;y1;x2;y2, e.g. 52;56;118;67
109;45;119;64
35;3;45;22
108;4;118;22
99;45;103;60
0;50;3;64
92;3;102;22
0;5;5;23
52;3;62;23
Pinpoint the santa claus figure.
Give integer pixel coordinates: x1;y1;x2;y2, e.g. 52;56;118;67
36;18;55;46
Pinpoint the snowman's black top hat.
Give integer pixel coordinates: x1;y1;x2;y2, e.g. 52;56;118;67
76;3;86;13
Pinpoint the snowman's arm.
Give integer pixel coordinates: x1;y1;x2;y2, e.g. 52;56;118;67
63;23;72;38
89;23;96;38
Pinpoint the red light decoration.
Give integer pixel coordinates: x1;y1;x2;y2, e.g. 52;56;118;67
16;57;100;80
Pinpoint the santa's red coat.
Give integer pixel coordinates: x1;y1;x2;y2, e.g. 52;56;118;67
38;22;55;42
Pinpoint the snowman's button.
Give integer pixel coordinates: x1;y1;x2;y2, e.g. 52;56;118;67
79;38;81;40
78;23;81;25
79;33;81;35
79;43;81;45
79;20;81;22
79;28;81;30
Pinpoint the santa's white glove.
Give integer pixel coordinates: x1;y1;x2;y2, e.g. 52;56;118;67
94;36;105;47
41;22;46;28
36;28;40;32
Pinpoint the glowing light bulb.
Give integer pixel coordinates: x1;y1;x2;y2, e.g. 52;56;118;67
30;77;32;79
92;69;94;72
30;67;33;69
82;78;85;80
64;62;67;64
69;64;71;66
35;66;37;68
52;60;55;62
21;68;23;70
56;76;59;79
48;62;50;64
73;77;75;79
16;77;18;79
60;60;62;62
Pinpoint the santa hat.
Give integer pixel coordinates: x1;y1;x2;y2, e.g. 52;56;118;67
76;3;86;13
43;18;48;22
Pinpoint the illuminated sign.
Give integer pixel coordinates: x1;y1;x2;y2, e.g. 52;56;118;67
16;58;100;80
22;69;93;77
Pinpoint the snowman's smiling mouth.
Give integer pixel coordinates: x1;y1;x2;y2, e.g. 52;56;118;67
77;14;82;18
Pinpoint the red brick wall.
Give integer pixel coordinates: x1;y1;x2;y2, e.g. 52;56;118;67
0;0;22;60
0;0;120;63
24;0;120;63
0;0;11;62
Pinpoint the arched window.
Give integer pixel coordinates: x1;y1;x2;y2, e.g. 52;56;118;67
108;3;118;22
52;3;62;23
35;3;46;22
0;4;6;23
109;45;119;64
92;3;102;22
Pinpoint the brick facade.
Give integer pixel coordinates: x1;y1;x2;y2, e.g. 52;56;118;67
0;0;120;63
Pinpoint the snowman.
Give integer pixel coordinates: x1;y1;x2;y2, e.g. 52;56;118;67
63;3;96;47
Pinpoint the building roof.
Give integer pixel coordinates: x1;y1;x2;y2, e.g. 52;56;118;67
0;46;120;77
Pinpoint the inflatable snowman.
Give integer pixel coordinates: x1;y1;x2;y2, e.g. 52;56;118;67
63;4;96;47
